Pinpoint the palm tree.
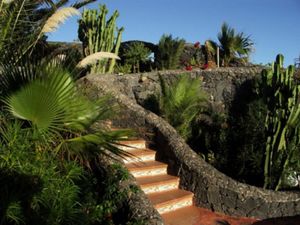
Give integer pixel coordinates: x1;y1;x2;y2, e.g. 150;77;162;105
159;75;208;140
206;23;254;66
123;42;151;73
156;34;185;70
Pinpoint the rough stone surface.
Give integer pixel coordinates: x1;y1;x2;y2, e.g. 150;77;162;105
78;69;300;220
91;67;263;111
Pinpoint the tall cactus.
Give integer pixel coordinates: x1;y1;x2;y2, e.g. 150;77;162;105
260;54;300;190
78;4;124;74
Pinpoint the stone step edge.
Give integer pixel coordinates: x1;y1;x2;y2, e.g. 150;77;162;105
138;176;179;188
118;140;147;151
138;176;179;194
123;149;156;163
153;193;194;214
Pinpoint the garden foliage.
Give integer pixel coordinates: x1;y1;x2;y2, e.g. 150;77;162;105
122;42;151;73
206;23;253;66
156;34;185;70
0;1;136;224
159;75;208;140
260;54;300;190
78;4;124;74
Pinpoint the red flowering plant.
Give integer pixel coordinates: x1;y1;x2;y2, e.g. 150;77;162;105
190;41;201;67
194;41;200;48
203;63;209;70
185;65;193;71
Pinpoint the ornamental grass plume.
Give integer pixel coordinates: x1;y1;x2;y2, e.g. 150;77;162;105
76;52;120;68
3;0;13;4
41;7;80;34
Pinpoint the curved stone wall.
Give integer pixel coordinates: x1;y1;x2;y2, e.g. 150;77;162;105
79;69;300;219
91;67;263;111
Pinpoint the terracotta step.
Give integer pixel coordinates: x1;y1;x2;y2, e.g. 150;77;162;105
123;149;156;163
118;140;146;151
147;189;193;214
162;206;200;225
161;206;257;225
126;161;167;177
136;174;179;194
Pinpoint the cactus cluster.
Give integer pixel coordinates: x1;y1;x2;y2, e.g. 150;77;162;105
78;4;124;74
260;54;300;190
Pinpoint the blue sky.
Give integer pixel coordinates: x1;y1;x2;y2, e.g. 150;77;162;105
48;0;300;66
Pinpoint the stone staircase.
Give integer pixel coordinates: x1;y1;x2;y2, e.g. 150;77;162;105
119;139;201;224
119;139;258;225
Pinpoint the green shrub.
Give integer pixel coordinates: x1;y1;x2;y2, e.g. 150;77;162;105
122;42;151;73
156;34;185;70
159;75;208;140
0;117;134;225
224;93;267;186
114;63;132;74
188;102;228;164
0;119;85;225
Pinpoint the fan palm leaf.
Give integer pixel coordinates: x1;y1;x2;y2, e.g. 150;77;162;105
6;68;74;131
5;65;133;160
5;66;105;133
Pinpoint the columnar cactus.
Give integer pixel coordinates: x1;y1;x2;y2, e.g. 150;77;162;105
261;54;300;190
78;4;124;74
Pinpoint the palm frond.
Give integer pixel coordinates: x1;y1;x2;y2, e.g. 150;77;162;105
156;34;185;70
6;69;74;131
205;40;218;54
55;129;135;165
160;75;208;139
41;7;80;34
215;22;253;66
72;0;96;9
76;52;120;68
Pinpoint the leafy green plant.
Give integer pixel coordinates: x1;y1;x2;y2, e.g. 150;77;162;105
0;116;134;225
114;63;132;74
159;75;208;140
188;101;228;163
0;2;135;224
156;34;185;70
122;42;151;73
78;4;124;74
223;84;267;186
206;22;253;66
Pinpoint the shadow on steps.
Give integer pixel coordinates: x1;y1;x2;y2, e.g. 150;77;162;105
252;215;300;225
